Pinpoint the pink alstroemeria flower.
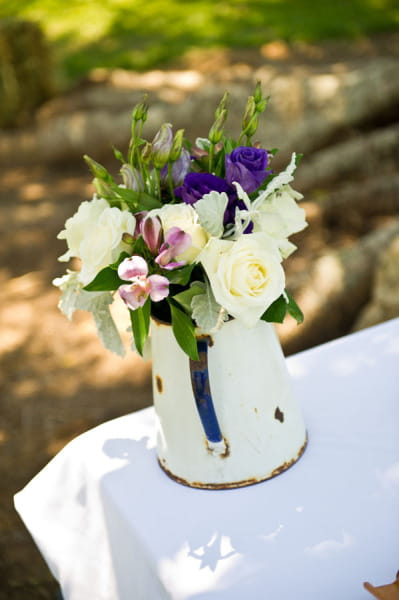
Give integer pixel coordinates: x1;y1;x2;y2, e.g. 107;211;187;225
141;214;163;255
118;255;169;310
155;227;191;270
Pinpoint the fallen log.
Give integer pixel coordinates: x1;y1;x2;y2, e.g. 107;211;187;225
278;219;399;354
295;123;399;192
352;234;399;331
313;172;399;230
1;57;398;166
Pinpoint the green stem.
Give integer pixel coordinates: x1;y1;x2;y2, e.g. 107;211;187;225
237;131;245;145
167;163;175;202
208;143;215;174
154;168;162;199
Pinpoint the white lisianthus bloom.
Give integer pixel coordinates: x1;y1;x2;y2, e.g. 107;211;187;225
155;203;208;263
252;185;307;258
57;197;136;285
199;232;285;327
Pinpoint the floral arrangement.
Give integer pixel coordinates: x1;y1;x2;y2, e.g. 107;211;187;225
54;84;307;360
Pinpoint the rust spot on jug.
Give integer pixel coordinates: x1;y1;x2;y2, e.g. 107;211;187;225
205;436;230;458
270;436;308;478
274;407;284;422
196;333;214;347
155;375;163;393
254;407;258;415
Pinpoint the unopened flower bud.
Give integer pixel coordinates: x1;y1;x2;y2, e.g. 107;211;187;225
122;232;135;244
241;96;256;131
141;141;153;164
93;178;117;200
253;81;263;105
215;91;229;119
132;96;148;123
243;114;259;138
121;164;143;192
208;109;227;144
169;129;184;162
151;123;173;169
255;97;269;113
141;214;162;254
83;155;112;182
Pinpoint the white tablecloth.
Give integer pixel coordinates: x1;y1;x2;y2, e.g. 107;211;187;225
15;319;399;600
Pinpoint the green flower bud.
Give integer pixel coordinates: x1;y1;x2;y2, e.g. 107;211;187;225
255;97;269;113
93;178;117;200
215;91;229;119
122;232;135;244
169;128;185;162
141;141;153;164
241;96;256;131
208;108;227;144
83;155;112;182
243;114;258;138
132;95;149;123
253;81;263;105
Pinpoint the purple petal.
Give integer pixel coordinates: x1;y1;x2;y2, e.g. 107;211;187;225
225;146;271;194
134;211;148;237
158;260;186;270
164;227;191;255
174;172;232;204
118;280;150;309
148;275;169;301
141;215;162;254
118;256;148;281
155;245;174;268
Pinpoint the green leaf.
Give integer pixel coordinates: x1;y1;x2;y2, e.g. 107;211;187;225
261;295;287;324
163;264;194;285
112;185;140;206
172;281;204;314
286;290;304;324
168;299;199;361
83;267;125;291
110;185;162;211
129;299;151;356
137;192;163;211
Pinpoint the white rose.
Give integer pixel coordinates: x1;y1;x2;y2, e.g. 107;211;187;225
199;233;285;327
252;185;307;257
155;203;208;263
57;197;136;285
57;197;109;262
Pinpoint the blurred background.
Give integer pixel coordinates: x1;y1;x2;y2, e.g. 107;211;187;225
0;1;398;597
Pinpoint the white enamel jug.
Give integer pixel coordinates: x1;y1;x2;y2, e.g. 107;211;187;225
151;318;307;489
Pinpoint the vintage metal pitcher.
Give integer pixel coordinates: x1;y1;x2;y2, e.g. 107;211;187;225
151;317;307;489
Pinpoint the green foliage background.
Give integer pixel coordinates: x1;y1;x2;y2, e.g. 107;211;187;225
2;0;398;85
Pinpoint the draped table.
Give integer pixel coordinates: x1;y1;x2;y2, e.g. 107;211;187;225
14;319;399;600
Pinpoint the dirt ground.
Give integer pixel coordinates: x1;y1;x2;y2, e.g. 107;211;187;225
0;34;398;599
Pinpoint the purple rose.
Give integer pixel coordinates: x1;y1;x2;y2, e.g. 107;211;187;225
225;146;271;194
175;172;253;230
175;172;232;205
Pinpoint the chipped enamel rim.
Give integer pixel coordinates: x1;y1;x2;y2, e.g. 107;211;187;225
158;435;308;490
